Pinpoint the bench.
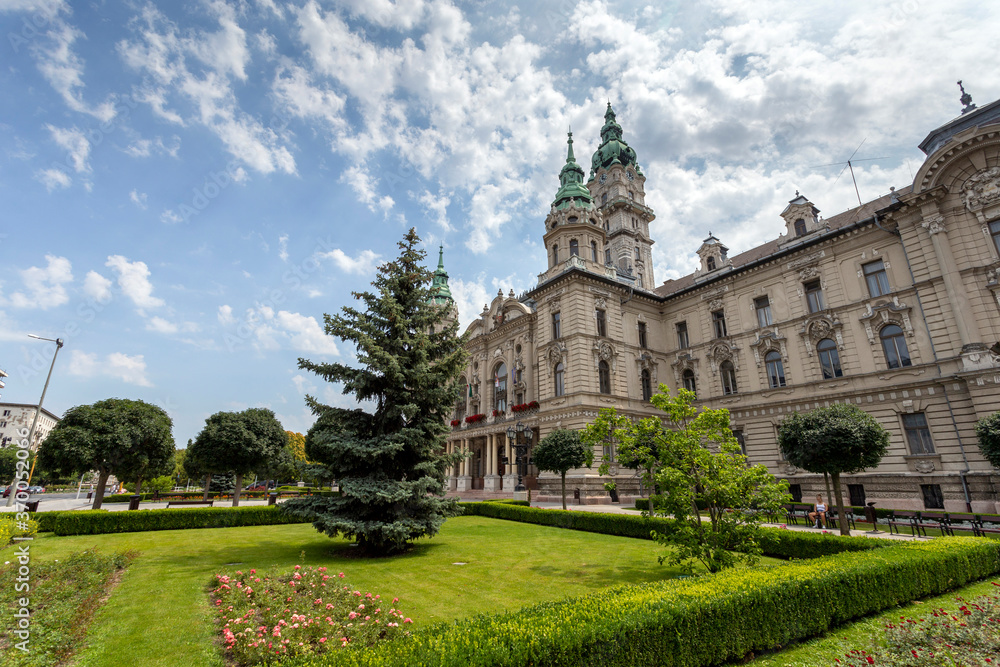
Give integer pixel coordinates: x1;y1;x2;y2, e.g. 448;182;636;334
166;500;214;508
975;514;1000;537
783;503;812;525
825;507;856;531
888;510;921;537
915;511;951;537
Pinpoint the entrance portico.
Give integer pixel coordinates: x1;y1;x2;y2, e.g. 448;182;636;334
445;421;538;496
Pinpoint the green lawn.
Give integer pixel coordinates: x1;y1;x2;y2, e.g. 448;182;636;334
23;515;741;667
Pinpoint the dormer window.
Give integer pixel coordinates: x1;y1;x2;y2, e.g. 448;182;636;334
707;256;716;271
794;218;807;236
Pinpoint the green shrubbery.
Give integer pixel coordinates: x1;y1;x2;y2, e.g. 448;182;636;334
50;505;311;536
280;537;1000;667
0;515;38;547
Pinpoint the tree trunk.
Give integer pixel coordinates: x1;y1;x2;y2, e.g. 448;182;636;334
203;474;212;502
823;472;833;525
233;472;243;507
560;472;567;510
135;475;143;496
832;472;850;536
648;467;655;515
92;469;110;510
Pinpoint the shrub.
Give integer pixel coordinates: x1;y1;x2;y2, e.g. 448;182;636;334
0;515;38;547
212;565;412;665
282;538;1000;667
51;505;311;536
458;502;886;560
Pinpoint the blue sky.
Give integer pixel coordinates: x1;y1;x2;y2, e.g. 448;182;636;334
1;0;998;446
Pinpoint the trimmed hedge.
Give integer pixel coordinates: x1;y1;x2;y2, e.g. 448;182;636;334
101;490;277;503
285;537;1000;667
50;505;311;536
458;502;886;560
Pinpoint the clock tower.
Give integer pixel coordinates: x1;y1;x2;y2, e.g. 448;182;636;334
587;103;656;290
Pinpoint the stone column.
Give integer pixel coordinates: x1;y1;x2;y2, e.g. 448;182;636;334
484;433;499;492
456;437;473;492
502;432;517;492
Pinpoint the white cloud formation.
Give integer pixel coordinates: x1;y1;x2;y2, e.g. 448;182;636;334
160;209;183;224
217;304;234;325
123;135;181;158
105;255;164;311
6;254;73;309
278;234;289;261
339;165;395;216
239;304;339;356
146;316;198;334
320;248;381;275
35;168;71;191
67;349;153;386
129;189;148;209
82;270;112;302
46;124;90;173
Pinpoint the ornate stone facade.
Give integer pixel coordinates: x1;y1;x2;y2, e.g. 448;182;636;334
445;97;1000;511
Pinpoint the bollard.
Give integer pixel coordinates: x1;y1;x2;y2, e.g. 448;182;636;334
25;500;39;512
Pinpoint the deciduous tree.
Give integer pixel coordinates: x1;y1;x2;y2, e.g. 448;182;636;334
976;410;1000;469
282;229;466;556
38;398;174;509
778;403;890;535
533;429;592;510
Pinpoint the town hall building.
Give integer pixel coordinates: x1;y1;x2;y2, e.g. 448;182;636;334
440;93;1000;513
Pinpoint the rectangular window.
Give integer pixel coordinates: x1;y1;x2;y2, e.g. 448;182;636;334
863;259;890;298
921;484;944;510
848;484;866;507
712;310;727;338
903;412;934;455
788;484;803;503
596;309;607;337
732;429;746;456
605;248;611;264
754;296;772;327
552;312;561;339
804;279;825;313
676;321;689;349
638;321;647;348
991;220;1000;256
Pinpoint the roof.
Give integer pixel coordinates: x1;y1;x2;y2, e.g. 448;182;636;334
918;96;1000;156
0;403;60;422
654;187;911;299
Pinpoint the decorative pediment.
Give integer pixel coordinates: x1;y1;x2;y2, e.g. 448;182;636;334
749;330;787;367
670;353;698;386
593;341;618;373
635;352;659;386
798;315;845;355
708;341;740;372
859;297;914;345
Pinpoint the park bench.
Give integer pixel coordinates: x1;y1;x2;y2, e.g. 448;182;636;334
824;507;856;531
914;511;951;537
887;510;921;537
166;500;214;508
975;514;1000;537
783;503;812;525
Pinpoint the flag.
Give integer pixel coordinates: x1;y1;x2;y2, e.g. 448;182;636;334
494;372;500;389
468;383;472;398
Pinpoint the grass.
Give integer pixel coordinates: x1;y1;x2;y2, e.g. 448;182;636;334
21;514;740;667
742;578;1000;666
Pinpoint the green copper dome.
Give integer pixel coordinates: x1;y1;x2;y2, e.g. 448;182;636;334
430;245;453;305
589;103;641;180
552;131;594;210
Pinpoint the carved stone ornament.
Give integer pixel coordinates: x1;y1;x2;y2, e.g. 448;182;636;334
782;463;799;476
635;352;658;386
593;341;618;373
964;166;1000;212
787;250;825;271
700;285;729;301
914;459;936;474
749;331;787;367
921;215;947;236
493;347;503;358
707;298;723;311
708;343;738;372
859;297;914;345
798;266;820;281
595;296;607;309
798;315;845;355
670;353;698;386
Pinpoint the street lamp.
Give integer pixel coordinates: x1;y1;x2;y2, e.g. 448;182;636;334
504;421;534;493
5;335;63;507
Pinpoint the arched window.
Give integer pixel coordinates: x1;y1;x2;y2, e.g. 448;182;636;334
494;362;507;413
569;239;579;256
880;324;911;369
591;241;598;261
554;362;565;397
551;244;558;266
707;256;716;271
765;351;786;388
682;369;697;395
641;369;652;401
598;360;611;394
794;218;807;236
817;338;843;379
720;361;738;395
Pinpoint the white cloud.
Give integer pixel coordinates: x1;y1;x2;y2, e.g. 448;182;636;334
241;305;339;356
123;135;181;158
82;270;112;302
217;304;235;325
129;189;148;209
415;189;451;230
145;316;198;335
7;255;73;309
278;234;289;261
35;168;71;191
29;17;116;122
160;209;183;224
67;349;153;386
46;124;90;173
339;165;395;216
105;255;164;311
320;248;381;275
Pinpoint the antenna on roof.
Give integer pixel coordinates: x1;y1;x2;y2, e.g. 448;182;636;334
810;138;889;208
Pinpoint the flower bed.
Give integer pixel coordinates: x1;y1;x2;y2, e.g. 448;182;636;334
0;514;38;547
211;565;412;665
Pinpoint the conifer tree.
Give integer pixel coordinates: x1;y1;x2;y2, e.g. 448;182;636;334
282;229;466;555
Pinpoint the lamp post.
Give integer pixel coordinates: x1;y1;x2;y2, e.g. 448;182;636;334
504;421;533;493
6;335;63;507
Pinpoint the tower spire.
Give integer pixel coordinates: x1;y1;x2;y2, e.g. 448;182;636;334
551;131;592;209
430;245;453;305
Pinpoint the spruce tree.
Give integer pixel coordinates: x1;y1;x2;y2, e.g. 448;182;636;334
282;229;466;555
